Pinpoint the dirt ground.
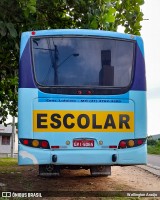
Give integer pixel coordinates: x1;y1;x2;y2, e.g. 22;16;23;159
0;165;160;199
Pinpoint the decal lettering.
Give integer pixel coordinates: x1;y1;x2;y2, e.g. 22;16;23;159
33;111;134;132
37;114;48;129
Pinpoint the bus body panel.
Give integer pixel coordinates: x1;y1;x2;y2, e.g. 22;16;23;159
18;89;147;165
18;144;147;165
18;89;146;140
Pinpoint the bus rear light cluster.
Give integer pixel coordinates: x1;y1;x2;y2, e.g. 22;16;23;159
19;138;50;149
118;138;146;149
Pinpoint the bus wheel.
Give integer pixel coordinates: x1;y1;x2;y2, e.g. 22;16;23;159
90;166;111;176
39;164;60;177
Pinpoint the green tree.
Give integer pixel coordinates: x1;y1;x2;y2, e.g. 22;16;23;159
0;0;37;124
0;0;144;124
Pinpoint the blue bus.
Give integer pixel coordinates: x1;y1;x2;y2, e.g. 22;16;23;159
18;29;147;176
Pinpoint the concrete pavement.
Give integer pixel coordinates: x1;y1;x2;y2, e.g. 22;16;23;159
137;154;160;176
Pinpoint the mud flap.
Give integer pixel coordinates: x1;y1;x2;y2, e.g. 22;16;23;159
90;166;111;176
39;164;60;177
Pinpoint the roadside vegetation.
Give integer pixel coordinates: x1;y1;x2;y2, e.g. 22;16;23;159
0;157;17;166
0;157;19;174
147;139;160;155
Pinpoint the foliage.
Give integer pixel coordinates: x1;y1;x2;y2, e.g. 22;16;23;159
0;1;18;124
147;140;160;155
147;139;157;146
0;0;34;124
0;0;144;123
114;0;144;35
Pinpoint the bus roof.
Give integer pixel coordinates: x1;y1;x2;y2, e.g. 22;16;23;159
20;29;144;57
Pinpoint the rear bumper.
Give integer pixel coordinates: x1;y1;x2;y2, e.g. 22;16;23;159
18;144;147;165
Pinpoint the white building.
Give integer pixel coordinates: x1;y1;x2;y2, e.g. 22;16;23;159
0;124;18;157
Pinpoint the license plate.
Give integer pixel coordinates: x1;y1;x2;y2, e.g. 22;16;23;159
73;140;94;147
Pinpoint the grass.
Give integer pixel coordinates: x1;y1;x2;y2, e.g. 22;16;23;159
0;157;18;166
147;140;160;155
147;145;160;155
0;157;19;173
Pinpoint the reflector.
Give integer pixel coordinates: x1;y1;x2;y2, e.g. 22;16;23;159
51;146;60;149
109;145;117;149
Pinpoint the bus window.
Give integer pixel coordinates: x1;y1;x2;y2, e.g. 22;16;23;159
32;37;134;88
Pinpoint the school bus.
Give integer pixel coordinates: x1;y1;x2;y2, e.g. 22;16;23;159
18;29;147;176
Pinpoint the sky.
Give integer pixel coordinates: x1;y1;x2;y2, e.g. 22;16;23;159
140;0;160;135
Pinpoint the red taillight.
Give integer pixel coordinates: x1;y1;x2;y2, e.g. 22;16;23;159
41;141;48;148
23;139;29;145
119;141;127;148
137;139;143;145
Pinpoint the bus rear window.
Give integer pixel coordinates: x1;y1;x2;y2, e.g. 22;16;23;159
31;36;135;88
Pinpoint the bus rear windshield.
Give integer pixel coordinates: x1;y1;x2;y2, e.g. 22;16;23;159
31;36;135;88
